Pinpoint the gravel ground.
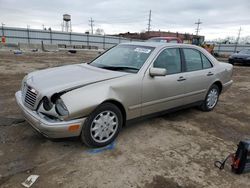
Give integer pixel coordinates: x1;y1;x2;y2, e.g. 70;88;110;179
0;51;250;188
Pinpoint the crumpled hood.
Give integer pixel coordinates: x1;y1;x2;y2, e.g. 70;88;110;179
26;63;129;97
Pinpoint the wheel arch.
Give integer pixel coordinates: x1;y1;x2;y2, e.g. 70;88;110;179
102;99;127;127
212;81;223;94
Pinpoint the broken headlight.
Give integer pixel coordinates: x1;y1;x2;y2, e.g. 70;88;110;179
43;97;53;111
55;98;69;116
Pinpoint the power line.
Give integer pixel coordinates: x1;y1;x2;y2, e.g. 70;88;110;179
89;17;94;34
147;10;152;32
195;19;202;36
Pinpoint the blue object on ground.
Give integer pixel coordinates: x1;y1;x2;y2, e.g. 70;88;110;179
87;142;116;154
13;50;22;55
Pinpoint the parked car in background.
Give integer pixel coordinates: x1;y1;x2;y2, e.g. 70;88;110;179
16;42;233;147
228;49;250;65
148;37;182;43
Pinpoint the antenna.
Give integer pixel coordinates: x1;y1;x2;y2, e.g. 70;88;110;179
89;17;94;35
195;19;202;35
147;10;152;33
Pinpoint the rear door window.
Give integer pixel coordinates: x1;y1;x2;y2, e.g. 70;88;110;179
183;49;202;72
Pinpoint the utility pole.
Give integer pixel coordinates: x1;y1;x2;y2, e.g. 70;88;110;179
234;27;242;53
27;25;30;44
147;10;152;33
195;19;202;36
236;27;242;44
89;17;94;35
1;23;5;36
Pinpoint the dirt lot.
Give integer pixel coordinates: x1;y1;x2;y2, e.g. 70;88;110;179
0;51;250;188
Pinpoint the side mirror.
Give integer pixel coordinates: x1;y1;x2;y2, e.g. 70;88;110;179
149;67;167;77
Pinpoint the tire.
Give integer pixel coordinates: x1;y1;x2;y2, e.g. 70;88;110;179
229;59;234;65
199;84;220;112
81;102;123;147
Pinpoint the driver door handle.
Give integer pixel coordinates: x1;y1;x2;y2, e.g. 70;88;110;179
207;72;214;76
177;76;186;82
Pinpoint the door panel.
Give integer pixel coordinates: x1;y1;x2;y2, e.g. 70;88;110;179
142;73;187;116
181;48;215;103
141;48;187;116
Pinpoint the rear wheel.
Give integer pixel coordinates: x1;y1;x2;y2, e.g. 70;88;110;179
81;102;123;147
199;84;220;112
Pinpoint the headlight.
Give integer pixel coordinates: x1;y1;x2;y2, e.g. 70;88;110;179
43;97;53;111
21;75;28;91
55;98;69;116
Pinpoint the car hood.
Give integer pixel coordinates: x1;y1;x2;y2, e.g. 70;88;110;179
26;63;130;96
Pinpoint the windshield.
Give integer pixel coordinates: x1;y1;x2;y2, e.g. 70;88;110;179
90;45;155;73
239;49;250;54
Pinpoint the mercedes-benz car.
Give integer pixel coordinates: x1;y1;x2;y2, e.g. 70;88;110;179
228;49;250;65
15;42;233;147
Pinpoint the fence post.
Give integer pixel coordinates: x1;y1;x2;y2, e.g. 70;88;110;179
234;42;238;53
27;27;30;44
218;43;221;54
1;24;4;37
103;34;105;50
69;32;72;45
50;30;52;44
87;34;89;48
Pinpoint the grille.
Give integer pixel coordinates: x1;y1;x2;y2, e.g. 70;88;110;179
24;85;38;108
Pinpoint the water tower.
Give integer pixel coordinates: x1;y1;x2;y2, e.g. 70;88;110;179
62;14;72;32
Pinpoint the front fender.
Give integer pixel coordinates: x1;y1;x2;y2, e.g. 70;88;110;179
61;75;142;120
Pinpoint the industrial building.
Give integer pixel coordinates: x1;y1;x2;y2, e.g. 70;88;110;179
116;31;205;45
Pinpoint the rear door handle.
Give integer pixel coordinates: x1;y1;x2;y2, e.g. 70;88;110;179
177;76;186;82
207;72;214;76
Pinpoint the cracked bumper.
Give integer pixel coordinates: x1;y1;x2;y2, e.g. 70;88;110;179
15;91;86;138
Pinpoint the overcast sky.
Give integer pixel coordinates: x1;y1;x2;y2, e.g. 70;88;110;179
0;0;249;40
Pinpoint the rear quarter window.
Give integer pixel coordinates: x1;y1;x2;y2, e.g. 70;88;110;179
201;53;213;69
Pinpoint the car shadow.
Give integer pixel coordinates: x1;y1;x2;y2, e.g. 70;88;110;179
124;107;196;131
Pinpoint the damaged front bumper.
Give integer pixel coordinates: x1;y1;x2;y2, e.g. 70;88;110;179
15;91;86;138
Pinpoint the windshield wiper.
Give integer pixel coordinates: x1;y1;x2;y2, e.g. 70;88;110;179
100;65;139;71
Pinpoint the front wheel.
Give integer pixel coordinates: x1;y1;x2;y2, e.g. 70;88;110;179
81;103;123;147
199;84;220;112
